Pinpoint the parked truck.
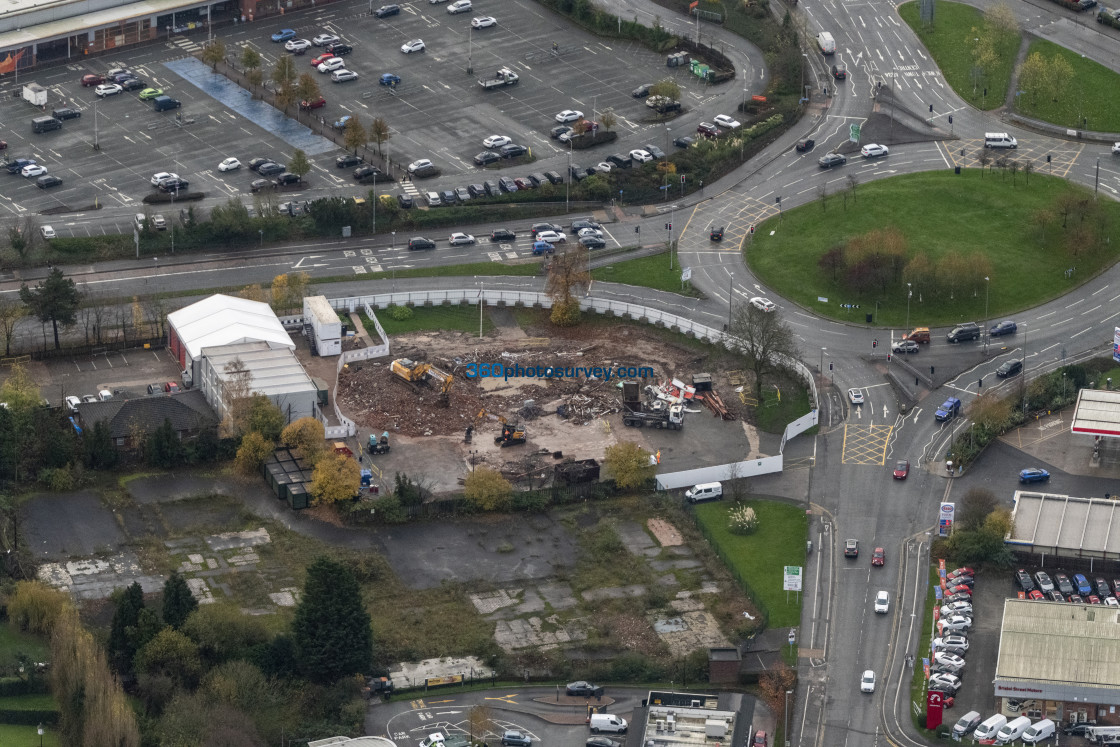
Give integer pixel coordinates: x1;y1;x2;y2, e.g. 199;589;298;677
22;83;47;107
478;67;519;89
935;397;962;422
621;380;684;430
1098;6;1120;26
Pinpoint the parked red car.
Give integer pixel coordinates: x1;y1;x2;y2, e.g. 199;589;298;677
311;53;335;67
300;96;327;110
81;74;105;87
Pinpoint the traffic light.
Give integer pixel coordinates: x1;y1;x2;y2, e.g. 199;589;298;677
635;226;640;233
829;362;833;371
930;366;935;376
887;353;892;362
929;104;933;113
665;223;672;231
978;377;983;389
948;115;953;124
873;340;878;348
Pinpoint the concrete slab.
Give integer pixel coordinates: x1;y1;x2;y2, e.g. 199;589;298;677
470;589;522;614
581;584;646;602
537;581;579;611
653;610;733;657
205;527;271;551
37;552;164;599
613;521;659;558
388;656;495;690
22;491;125;559
649;558;703;571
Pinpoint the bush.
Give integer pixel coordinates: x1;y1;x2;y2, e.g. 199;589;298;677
387;305;414;321
727;505;758;535
142;191;205;204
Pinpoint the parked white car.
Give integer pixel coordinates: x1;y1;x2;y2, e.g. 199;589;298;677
401;39;426;53
932;635;969;653
408;159;434;173
483;135;512;149
939;615;973;632
940;601;973;617
284;38;312;52
535;230;567;244
218;157;241;172
318;58;346;73
713;114;741;129
447;0;473;13
933;651;966;671
448;232;476;246
629;149;653;163
555;109;584;123
471;15;497;28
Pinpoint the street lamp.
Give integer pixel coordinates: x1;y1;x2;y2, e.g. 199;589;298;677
728;272;734;331
905;282;912;331
983;276;990;354
38;722;44;746
665;125;670;154
820;347;826;374
258;229;263;247
565;139;573;213
784;690;793;747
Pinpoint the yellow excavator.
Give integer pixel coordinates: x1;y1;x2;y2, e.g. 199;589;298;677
390;358;453;401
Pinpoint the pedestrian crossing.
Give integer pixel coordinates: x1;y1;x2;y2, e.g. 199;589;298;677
170;35;202;53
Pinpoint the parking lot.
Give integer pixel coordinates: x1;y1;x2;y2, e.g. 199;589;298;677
0;0;743;238
33;346;184;406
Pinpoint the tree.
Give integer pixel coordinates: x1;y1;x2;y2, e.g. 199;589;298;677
650;77;681;102
162;571;198;629
464;466;513;511
7;580;69;635
0;362;41;411
271;55;298;110
134;627;202;688
269;271;310;312
344;115;368;154
201;39;227;70
246;394;285;441
958;488;998;532
1046;54;1074;104
984;2;1019;34
295;72;321;108
235;431;273;475
309;452;361;505
468;705;495;743
280;417;326;460
603;441;655;490
759;663;797;726
182;604;269;666
221;356;254;436
545;249;590;326
239;284;266;303
729;302;800;401
19;267;82;350
108;582;145;676
1018;52;1047;106
7;223;29;260
600;108;617;131
291;556;372;684
240;45;262;73
84;420;118;470
147;418;183;468
288;148;312;183
369;116;391;155
0;297;26;356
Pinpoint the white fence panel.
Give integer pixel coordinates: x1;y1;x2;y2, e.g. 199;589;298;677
656;456;785;491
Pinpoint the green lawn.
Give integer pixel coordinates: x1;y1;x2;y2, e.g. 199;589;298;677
1015;39;1120;130
592;251;700;296
0;724;61;746
0;693;56;710
899;1;1020;111
749;171;1120;327
755;384;813;434
364;303;497;336
0;623;49;661
693;499;808;628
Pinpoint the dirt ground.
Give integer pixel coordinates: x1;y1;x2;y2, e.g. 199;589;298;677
330;311;764;494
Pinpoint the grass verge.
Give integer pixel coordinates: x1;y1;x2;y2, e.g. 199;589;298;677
0;693;56;710
1015;39;1120;131
910;566;941;734
748;171;1120;327
0;724;60;746
692;498;808;628
0;623;49;661
363;304;498;336
755;384;813;434
592;252;700;296
899;1;1019;112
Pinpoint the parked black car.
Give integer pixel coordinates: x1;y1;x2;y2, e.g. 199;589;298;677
498;176;518;192
275;172;301;186
327;43;353;55
500;143;528;159
51;108;81;120
474;151;501;166
407;236;436;250
565;681;604;697
397;193;414;209
374;4;400;17
544;170;564;185
354;165;381;181
257;162;284;176
490;229;516;242
336;154;362;168
467;183;487;197
643;144;666;159
160;178;190;192
673;135;695;148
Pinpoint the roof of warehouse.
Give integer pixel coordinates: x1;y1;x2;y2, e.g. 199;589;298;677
168;294;293;361
0;0;210;50
997;598;1120;688
202;341;316;398
1008;491;1120;556
1071;389;1120;437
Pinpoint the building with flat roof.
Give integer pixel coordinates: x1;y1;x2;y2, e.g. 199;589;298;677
198;340;317;424
995;598;1120;726
631;690;758;747
1007;491;1120;561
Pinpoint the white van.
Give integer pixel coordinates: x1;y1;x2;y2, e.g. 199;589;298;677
974;714;1008;742
984;132;1018;149
589;714;628;734
952;711;982;737
685;482;723;503
817;31;836;55
996;716;1032;744
1022;719;1056;744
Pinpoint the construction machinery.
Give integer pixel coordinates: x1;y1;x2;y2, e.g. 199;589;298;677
368;432;391;455
621;380;685;430
494;423;527;447
391;358;453;402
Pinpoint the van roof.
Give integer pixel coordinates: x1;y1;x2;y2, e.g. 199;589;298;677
692;482;721;489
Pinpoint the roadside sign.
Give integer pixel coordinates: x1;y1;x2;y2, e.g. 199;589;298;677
681;267;692;282
850;123;861;143
783;565;802;591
